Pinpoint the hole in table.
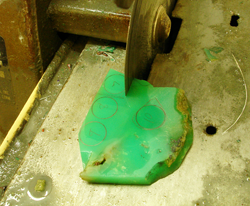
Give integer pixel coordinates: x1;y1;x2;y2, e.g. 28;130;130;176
230;15;240;27
164;17;183;53
205;125;217;135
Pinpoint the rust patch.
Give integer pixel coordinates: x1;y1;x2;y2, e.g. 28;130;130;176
0;0;42;137
48;0;130;43
164;89;193;167
107;12;130;27
176;89;192;131
93;158;106;166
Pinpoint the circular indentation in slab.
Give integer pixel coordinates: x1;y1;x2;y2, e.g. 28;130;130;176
205;125;217;135
79;121;107;146
104;74;125;94
91;97;118;119
27;174;52;201
136;105;166;130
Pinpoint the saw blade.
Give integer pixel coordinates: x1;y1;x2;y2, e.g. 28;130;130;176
125;0;176;95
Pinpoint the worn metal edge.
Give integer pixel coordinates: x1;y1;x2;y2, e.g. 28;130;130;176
0;36;77;159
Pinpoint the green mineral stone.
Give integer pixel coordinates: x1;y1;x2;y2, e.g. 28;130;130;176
78;69;193;185
35;180;46;192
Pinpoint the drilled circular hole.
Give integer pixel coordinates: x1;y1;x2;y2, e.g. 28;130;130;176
230;15;240;27
205;125;217;135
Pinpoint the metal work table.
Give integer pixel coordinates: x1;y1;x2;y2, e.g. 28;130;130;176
1;0;250;205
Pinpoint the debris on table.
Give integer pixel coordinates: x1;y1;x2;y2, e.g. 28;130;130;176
67;64;72;70
204;47;224;62
209;47;224;54
98;46;116;53
96;51;115;61
97;51;108;57
28;140;32;146
35;180;46;192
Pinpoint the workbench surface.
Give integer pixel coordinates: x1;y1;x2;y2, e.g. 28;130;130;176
1;0;250;205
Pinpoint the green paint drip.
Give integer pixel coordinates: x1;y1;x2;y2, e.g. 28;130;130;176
78;69;193;185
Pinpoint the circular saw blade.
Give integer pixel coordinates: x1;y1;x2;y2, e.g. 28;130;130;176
125;0;176;94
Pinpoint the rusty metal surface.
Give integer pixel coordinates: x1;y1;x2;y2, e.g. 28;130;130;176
48;0;132;43
0;0;61;142
0;37;12;106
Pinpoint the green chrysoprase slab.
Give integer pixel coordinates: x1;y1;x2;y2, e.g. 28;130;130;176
79;69;193;185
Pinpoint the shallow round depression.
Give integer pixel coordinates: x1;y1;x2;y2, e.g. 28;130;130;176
27;174;52;201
